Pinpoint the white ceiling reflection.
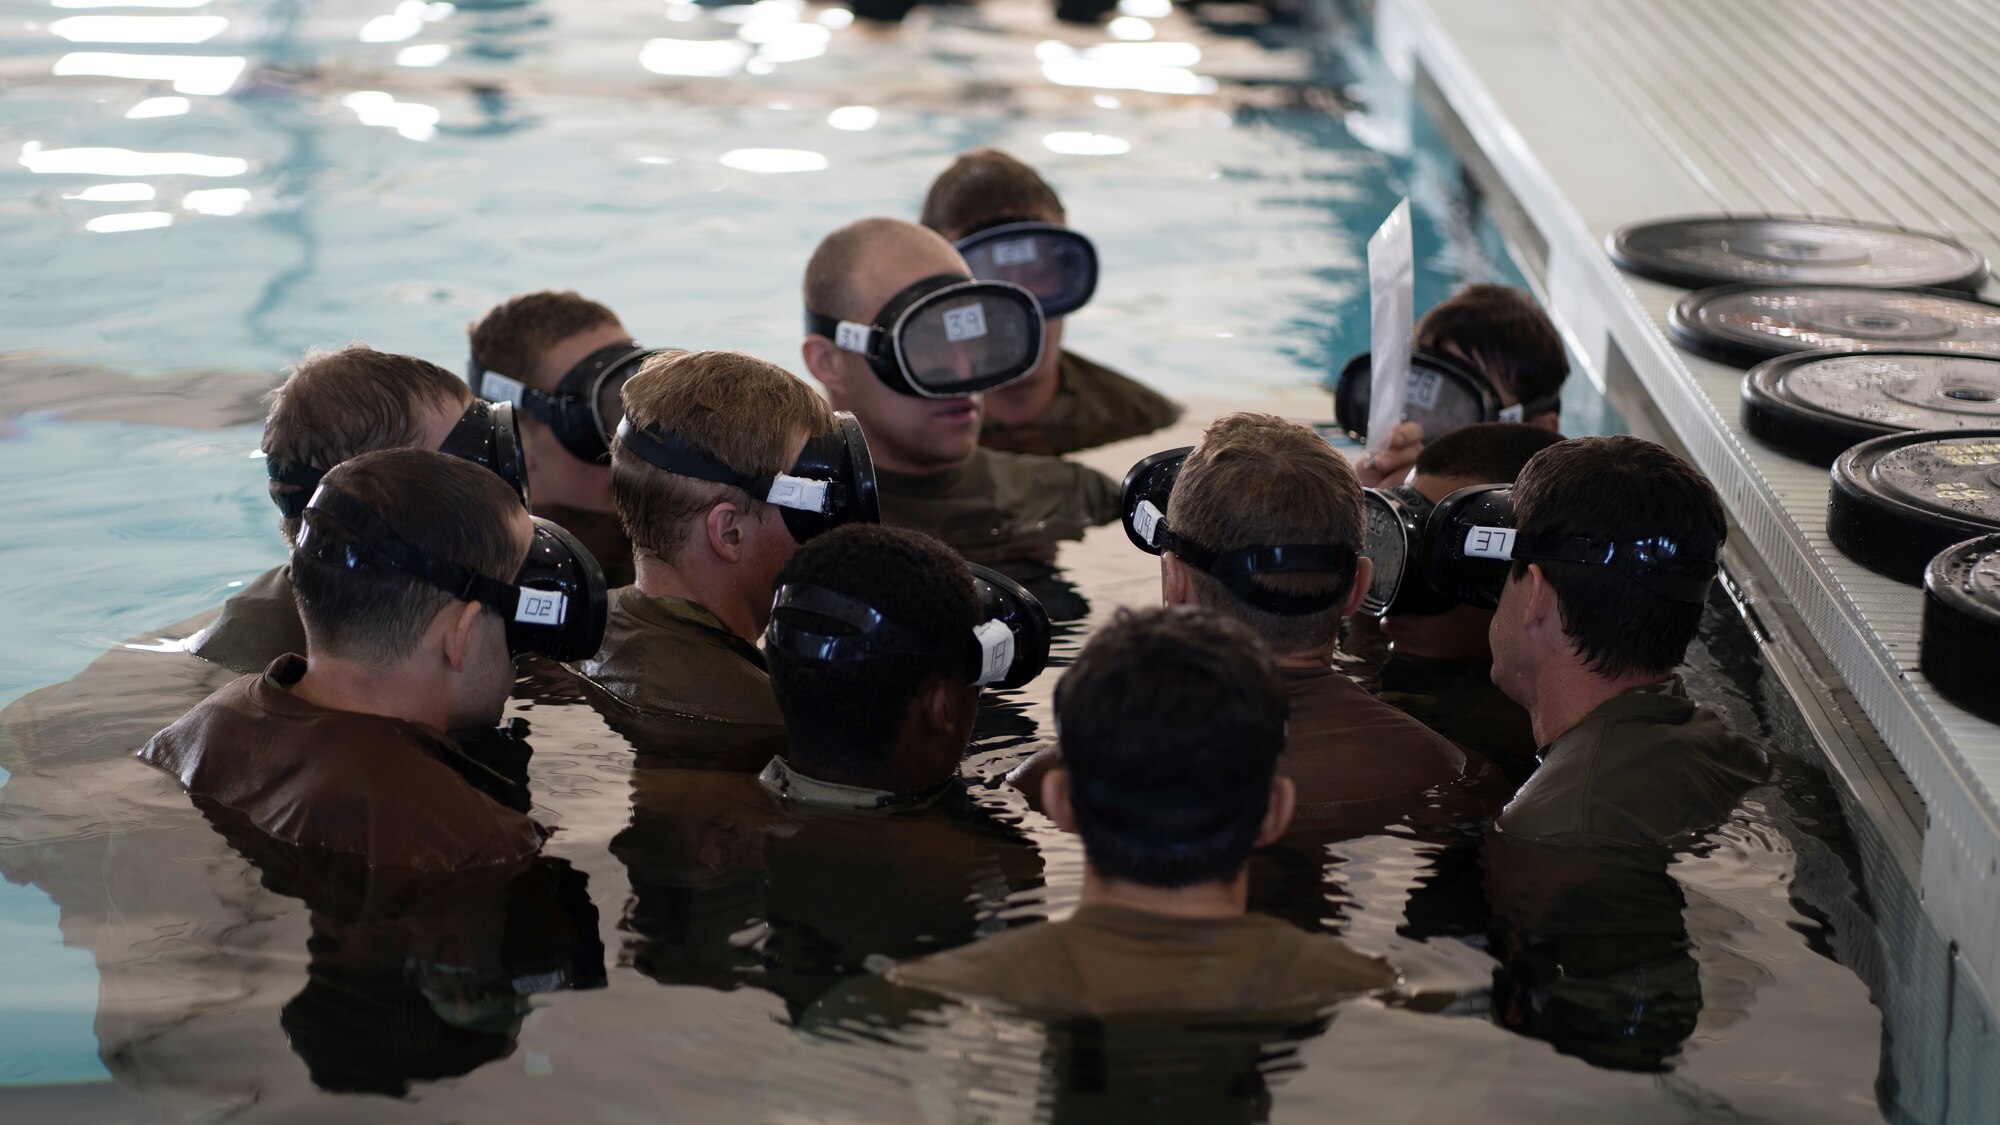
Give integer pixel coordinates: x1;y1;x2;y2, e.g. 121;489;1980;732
182;187;251;216
1106;16;1154;40
827;105;879;131
51;0;208;8
396;43;450;66
1042;131;1131;155
1036;38;1216;96
85;211;173;233
640;37;754;77
127;95;191;117
52;52;245;95
63;182;156;201
359;1;453;43
718;147;827;173
21;141;247;176
341;90;440;141
817;6;853;27
1117;0;1171;15
49;15;227;42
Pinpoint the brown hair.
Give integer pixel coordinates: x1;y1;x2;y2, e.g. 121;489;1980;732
468;290;622;390
919;148;1066;238
260;344;472;546
291;448;527;666
612;350;835;565
1168;413;1365;654
1414;284;1569;408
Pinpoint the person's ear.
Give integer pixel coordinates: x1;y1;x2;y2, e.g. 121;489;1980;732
1522;562;1560;636
802;335;846;398
919;677;963;737
1042;767;1078;834
704;501;746;564
1528;410;1562;434
442;599;485;673
1341;555;1374;616
1161;552;1191;606
1256;775;1297;846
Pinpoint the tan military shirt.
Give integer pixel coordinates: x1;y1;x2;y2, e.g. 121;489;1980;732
1378;654;1540;786
980;350;1183;457
187;564;307;676
876;446;1119;565
570;587;786;736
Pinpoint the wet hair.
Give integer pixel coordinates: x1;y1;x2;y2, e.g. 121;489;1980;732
766;525;981;773
1056;607;1288;889
467;290;623;392
1168;413;1365;655
261;344;473;547
291;448;527;666
1509;436;1726;678
1413;421;1565;485
612;350;835;567
1414;284;1569;412
919;148;1066;237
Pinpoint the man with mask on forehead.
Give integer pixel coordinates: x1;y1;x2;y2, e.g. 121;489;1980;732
571;350;873;758
468;289;659;587
920;148;1183;457
139;448;609;871
801;217;1120;566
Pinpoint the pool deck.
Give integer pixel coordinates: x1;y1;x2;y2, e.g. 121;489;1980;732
1375;0;2000;1009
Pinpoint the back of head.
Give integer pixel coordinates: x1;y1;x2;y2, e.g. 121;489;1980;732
1414;284;1569;409
468;290;621;389
612;350;834;565
1512;436;1726;678
1168;413;1365;654
1414;422;1565;487
919;148;1066;237
262;345;473;545
766;524;980;773
803;216;963;324
1057;606;1288;888
291;448;525;666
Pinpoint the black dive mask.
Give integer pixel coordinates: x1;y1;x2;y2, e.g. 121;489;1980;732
295;484;609;662
765;564;1052;690
266;399;529;522
469;343;661;464
805;273;1045;398
1359;485;1458;618
615;413;879;545
954;219;1099;319
1333;349;1562;443
1120;447;1359;616
1422;484;1720;609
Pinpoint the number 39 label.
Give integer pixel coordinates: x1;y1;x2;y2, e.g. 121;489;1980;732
942;303;989;343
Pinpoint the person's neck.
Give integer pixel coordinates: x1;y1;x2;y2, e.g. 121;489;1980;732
290;652;452;734
788;738;955;797
1272;647;1333;671
1523;661;1674;746
633;556;758;643
1079;867;1248;921
872;449;965;478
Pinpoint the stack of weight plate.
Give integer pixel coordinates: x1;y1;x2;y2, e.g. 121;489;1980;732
1924;534;2000;723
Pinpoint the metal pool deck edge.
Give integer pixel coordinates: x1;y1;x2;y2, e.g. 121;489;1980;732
1371;0;2000;1004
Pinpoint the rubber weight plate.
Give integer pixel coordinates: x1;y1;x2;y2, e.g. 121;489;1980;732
1670;285;2000;367
1922;534;2000;724
1827;430;2000;583
1741;350;2000;464
1610;216;1989;291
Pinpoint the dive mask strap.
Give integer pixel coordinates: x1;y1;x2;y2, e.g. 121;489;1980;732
614;420;833;515
296;486;553;625
766;582;931;662
267;458;329;520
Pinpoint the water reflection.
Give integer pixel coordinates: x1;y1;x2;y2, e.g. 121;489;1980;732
85;211;173;232
827;104;880;131
126;95;191;117
50;51;246;94
1043;130;1131;156
48;15;228;42
182;187;251;215
62;182;155;201
341;90;441;141
718;146;828;173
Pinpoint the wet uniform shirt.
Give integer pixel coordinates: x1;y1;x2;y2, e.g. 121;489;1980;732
136;655;544;872
533;502;634;589
569;587;786;735
979;350;1184;457
875;446;1120;565
1377;654;1540;787
1279;666;1489;820
187;564;308;676
887;903;1394;1018
1497;676;1769;848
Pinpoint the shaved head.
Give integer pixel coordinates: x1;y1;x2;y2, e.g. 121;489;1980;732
804;217;967;324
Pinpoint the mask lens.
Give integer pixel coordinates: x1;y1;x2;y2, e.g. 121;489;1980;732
896;286;1042;395
1361;489;1415;616
1119;447;1191;554
1332;351;1502;443
507;519;609;662
592;367;634;443
439;400;530;508
957;225;1098;318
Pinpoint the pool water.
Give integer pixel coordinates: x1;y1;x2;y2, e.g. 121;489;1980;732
0;0;1911;1118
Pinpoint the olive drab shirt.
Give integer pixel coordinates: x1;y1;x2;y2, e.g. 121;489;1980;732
979;350;1183;457
568;587;787;749
887;904;1395;1018
1378;654;1540;787
188;564;308;676
875;446;1120;565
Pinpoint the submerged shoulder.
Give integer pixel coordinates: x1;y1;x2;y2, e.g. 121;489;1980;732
887;921;1076;1003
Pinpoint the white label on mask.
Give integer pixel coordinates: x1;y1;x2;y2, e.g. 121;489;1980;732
1462;526;1516;561
992;238;1039;266
942;303;988;343
1497;403;1525;423
1407;368;1443;411
1133;499;1165;548
834;321;873;353
972;619;1016;687
514;589;568;626
766;473;831;514
481;371;528;407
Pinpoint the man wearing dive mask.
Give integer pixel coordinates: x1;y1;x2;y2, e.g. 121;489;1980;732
802;217;1120;566
140;450;563;872
920;148;1183;457
572;350;868;756
469;289;654;587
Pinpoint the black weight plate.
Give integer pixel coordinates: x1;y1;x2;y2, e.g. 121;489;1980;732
1827;430;2000;583
1610;216;1989;291
1922;534;2000;724
1741;350;2000;464
1670;285;2000;367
